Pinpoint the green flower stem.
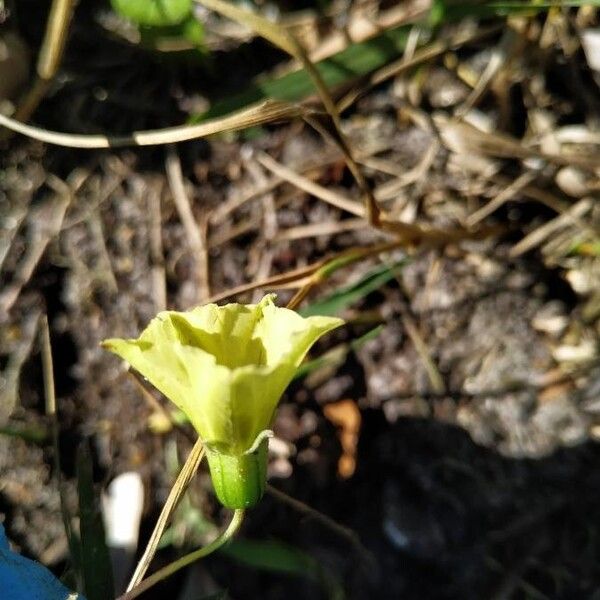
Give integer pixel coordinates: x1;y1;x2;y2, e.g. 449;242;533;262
117;509;245;600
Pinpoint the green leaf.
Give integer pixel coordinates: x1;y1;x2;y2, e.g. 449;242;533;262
300;261;404;317
223;538;313;575
111;0;192;26
0;423;48;444
180;16;205;46
221;538;344;599
76;442;114;600
139;15;205;50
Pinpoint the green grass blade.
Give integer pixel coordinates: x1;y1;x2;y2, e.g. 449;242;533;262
294;325;383;380
441;0;598;20
195;25;411;120
0;424;48;444
221;538;344;599
76;442;115;600
299;261;404;317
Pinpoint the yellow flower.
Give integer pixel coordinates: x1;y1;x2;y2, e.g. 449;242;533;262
102;295;343;508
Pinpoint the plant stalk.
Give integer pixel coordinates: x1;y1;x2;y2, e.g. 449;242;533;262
116;509;244;600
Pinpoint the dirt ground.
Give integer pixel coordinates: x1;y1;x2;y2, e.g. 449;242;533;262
2;1;600;599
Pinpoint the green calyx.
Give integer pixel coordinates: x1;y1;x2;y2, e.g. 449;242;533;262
205;437;269;509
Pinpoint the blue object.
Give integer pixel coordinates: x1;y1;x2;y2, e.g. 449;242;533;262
0;524;84;600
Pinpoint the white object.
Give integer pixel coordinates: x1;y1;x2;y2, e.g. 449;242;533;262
102;472;144;550
582;29;600;72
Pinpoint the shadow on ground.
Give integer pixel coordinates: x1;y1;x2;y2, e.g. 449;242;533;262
214;414;600;600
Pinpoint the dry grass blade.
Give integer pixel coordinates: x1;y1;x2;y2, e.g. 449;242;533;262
400;311;445;395
466;170;539;227
337;25;502;113
198;0;297;56
165;146;210;302
455;27;519;118
37;0;77;80
372;141;440;201
306;2;428;63
0;174;75;314
256;151;365;217
209;240;403;304
126;438;205;591
196;0;383;226
274;218;366;242
0;100;306;148
491;174;569;214
3;0;77;130
208;264;319;303
0;202;29;272
0;310;42;424
510;198;593;257
119;510;244;600
437;117;600;170
41;314;81;590
210;176;281;225
286;241;406;310
147;182;167;312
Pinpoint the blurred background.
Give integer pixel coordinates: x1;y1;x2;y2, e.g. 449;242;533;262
1;1;600;598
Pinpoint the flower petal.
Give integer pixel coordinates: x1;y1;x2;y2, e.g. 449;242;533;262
228;363;295;453
102;333;234;448
167;298;269;368
256;300;344;367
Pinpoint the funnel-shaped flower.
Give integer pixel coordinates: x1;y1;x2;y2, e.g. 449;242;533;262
102;295;343;508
